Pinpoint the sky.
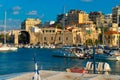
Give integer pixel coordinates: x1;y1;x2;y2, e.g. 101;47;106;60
0;0;119;30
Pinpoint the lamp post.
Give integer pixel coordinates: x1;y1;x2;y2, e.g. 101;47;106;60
117;14;119;49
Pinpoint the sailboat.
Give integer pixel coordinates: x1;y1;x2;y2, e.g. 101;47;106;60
0;11;18;52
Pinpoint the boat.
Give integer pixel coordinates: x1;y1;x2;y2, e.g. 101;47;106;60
0;45;17;52
66;67;88;74
95;53;120;61
66;61;111;74
0;11;18;52
85;61;111;74
52;48;79;58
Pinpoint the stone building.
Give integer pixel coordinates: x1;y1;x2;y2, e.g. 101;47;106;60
39;27;73;45
21;18;41;31
20;18;42;44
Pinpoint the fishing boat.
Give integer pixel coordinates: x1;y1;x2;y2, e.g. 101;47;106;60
0;11;18;52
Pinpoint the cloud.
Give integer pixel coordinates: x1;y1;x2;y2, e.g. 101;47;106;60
13;11;20;15
12;6;21;11
12;6;21;15
27;10;38;15
81;0;93;2
8;18;21;22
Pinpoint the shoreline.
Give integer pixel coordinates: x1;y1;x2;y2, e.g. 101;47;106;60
1;70;120;80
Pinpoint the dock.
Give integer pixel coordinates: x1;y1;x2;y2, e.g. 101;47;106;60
0;70;119;80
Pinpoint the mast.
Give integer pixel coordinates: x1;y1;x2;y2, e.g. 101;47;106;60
4;11;7;44
62;6;65;46
117;13;119;48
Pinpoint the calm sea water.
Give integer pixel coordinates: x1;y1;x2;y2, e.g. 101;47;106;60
0;48;120;75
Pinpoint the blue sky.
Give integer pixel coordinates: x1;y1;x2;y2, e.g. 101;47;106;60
0;0;119;30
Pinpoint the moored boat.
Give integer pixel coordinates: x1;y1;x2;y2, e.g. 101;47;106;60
95;53;120;61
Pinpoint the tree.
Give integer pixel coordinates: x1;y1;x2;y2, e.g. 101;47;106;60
56;23;62;29
86;39;93;46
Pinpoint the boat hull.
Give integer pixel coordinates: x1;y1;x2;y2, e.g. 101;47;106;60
95;54;120;61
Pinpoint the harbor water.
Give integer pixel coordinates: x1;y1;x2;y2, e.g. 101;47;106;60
0;48;120;75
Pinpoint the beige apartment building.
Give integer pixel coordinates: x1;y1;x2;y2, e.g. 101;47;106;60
112;6;120;25
89;11;104;27
66;9;89;26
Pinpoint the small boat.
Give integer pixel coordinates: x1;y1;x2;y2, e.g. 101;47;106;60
0;45;18;52
66;67;88;74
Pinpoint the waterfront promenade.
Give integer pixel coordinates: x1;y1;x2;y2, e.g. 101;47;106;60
1;70;120;80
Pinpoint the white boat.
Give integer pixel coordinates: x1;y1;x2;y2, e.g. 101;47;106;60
0;11;18;52
0;45;17;52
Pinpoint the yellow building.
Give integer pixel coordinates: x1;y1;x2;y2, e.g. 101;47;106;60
66;9;89;25
105;31;119;47
66;22;98;45
105;23;120;47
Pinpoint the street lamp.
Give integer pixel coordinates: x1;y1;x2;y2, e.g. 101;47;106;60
117;14;119;48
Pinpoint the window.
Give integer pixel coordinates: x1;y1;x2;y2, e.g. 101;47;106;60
46;30;48;32
44;37;46;41
51;37;53;40
59;37;61;41
66;37;68;40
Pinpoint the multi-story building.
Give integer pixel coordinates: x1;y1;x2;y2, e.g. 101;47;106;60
104;23;120;47
66;9;89;26
21;18;41;31
89;11;104;27
112;6;120;26
39;27;73;45
104;14;112;27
